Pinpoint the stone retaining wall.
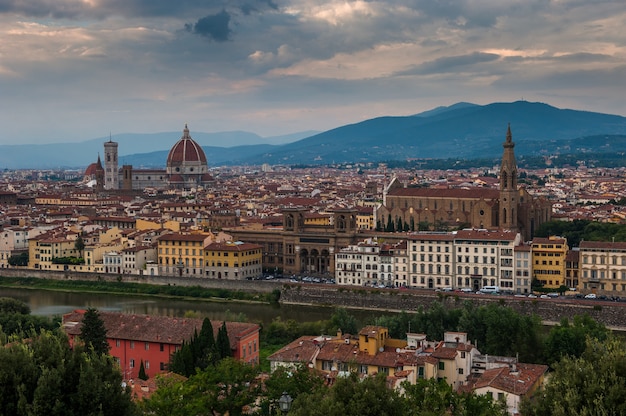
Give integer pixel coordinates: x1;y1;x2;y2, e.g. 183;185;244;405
0;268;280;293
280;284;626;330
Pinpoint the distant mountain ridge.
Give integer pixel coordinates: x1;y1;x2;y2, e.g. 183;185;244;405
245;101;626;165
3;101;626;169
0;130;316;170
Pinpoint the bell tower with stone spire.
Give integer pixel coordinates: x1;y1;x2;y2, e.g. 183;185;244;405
499;124;518;231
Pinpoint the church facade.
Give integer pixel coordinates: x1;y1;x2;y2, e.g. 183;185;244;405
374;126;551;241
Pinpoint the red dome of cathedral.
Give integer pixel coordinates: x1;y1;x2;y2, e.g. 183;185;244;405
165;124;212;189
84;162;99;177
166;124;207;167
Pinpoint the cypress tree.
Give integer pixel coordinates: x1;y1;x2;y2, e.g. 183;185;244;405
138;360;148;380
386;214;394;232
216;322;231;360
80;308;109;355
197;318;217;368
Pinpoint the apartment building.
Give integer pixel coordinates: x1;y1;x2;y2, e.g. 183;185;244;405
203;240;262;280
531;237;568;289
514;244;532;294
579;241;626;295
565;249;580;289
454;230;520;292
0;227;38;268
156;232;207;277
407;233;455;290
335;239;381;286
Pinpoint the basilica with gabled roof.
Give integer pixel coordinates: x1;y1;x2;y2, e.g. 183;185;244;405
374;126;551;241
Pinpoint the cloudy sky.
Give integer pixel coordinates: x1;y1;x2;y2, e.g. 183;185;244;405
1;0;625;144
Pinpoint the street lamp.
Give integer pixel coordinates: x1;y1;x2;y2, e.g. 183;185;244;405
278;391;293;414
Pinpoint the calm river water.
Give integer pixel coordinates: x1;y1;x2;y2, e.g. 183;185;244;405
0;287;388;326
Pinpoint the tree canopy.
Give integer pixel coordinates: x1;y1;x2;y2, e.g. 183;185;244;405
0;329;136;416
169;319;231;377
522;336;626;416
80;308;110;355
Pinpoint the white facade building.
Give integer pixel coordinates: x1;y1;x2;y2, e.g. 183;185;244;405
407;233;455;290
453;230;520;292
335;239;381;287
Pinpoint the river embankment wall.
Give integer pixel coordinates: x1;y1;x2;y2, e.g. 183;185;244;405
1;268;625;329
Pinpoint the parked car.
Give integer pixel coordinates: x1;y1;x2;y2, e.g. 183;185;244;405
584;293;597;299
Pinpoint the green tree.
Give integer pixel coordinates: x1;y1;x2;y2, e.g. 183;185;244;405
404;378;507;416
142;358;259;416
458;302;543;363
289;372;406;416
216;322;231;360
74;234;85;258
138;360;148;380
258;364;324;415
169;340;194;377
7;252;28;266
522;337;626;415
197;318;218;368
80;308;110;355
386;214;394;232
329;307;359;336
0;297;30;314
0;329;136;416
543;314;609;367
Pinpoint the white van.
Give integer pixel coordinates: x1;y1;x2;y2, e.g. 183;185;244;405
479;285;500;294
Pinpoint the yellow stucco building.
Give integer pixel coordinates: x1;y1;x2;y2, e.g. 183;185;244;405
531;236;568;289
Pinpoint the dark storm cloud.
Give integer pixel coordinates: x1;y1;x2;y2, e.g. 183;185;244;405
240;0;278;15
397;52;500;76
187;10;231;42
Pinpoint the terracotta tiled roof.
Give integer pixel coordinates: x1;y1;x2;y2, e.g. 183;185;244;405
62;311;259;348
388;188;500;199
157;233;207;242
455;229;519;241
408;233;455;242
580;241;626;250
204;241;262;251
472;363;548;395
431;346;458;360
266;336;323;364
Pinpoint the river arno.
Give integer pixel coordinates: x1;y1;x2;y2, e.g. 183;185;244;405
0;287;388;326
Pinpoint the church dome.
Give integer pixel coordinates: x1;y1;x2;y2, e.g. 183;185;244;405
84;162;99;177
166;124;207;168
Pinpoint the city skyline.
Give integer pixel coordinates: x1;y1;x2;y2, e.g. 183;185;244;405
1;0;625;145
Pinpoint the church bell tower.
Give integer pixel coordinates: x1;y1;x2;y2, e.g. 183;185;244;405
499;124;518;231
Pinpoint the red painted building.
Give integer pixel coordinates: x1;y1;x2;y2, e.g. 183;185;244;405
63;310;260;380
